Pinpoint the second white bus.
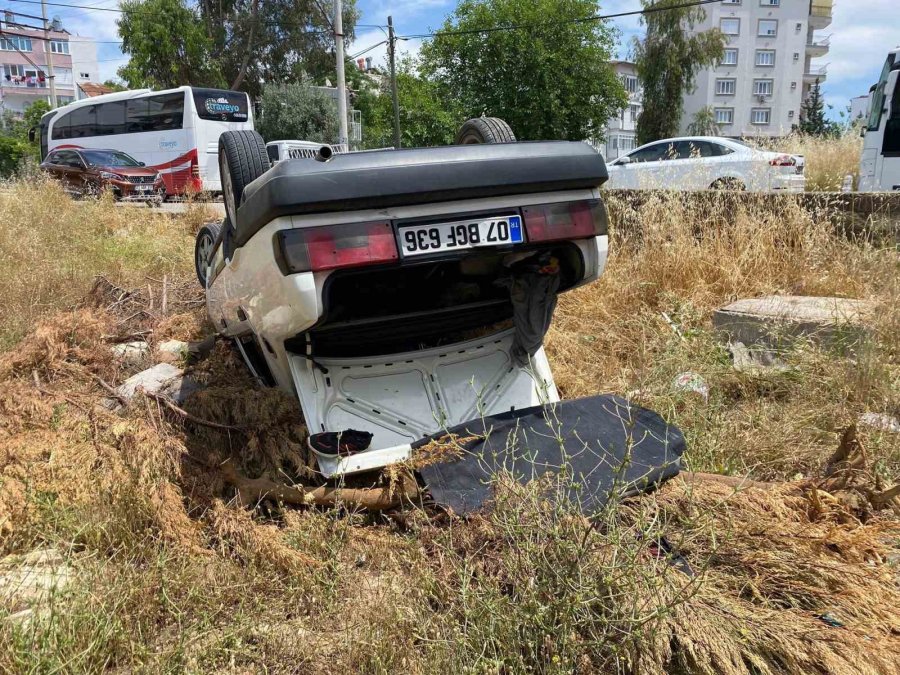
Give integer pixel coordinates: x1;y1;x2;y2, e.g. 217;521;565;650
36;86;254;196
859;48;900;192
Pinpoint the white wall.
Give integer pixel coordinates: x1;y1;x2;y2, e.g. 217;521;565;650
681;0;828;138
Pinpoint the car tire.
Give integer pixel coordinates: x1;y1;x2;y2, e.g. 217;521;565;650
710;177;745;191
455;117;517;144
195;220;224;287
219;130;270;226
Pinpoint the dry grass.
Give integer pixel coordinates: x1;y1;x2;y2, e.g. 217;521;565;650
748;132;864;191
0;174;215;350
0;178;899;673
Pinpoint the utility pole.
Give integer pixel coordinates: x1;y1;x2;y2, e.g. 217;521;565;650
334;0;349;147
387;15;401;148
40;0;57;109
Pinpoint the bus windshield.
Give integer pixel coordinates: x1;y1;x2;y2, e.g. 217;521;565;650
192;88;250;122
81;150;142;167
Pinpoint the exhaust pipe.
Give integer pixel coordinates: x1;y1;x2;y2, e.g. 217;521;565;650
315;145;334;162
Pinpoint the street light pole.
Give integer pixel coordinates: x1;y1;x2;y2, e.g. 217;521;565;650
334;0;349;147
40;0;57;109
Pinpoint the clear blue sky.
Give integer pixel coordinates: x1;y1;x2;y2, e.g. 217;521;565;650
35;0;900;119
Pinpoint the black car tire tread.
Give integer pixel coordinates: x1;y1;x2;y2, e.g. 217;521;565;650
219;130;269;222
195;221;223;287
455;117;517;145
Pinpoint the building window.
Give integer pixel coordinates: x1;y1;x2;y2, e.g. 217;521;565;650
3;64;26;78
720;18;741;35
49;40;69;55
751;108;771;125
629;104;640;122
722;0;741;4
80;72;90;79
0;36;32;52
755;49;776;66
760;0;779;6
753;79;774;96
621;74;639;95
57;95;73;105
715;108;735;125
758;20;778;37
721;49;738;66
716;78;737;95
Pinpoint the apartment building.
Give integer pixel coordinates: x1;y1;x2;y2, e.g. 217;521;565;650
600;60;643;160
680;0;833;138
0;12;99;117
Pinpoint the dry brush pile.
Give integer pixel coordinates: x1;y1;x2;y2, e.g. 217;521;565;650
0;181;899;673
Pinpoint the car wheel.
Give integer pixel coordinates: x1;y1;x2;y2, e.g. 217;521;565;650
455;117;516;144
195;220;224;287
219;130;270;226
710;178;745;191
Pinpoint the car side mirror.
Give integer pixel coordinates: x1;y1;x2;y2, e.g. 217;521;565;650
27;127;36;143
138;161;146;166
618;156;632;165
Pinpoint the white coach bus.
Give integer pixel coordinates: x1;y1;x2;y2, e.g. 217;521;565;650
859;48;900;192
34;86;254;196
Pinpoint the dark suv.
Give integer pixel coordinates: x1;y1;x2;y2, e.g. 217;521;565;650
40;148;165;202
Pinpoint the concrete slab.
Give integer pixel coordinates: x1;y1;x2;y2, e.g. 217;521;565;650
713;296;873;349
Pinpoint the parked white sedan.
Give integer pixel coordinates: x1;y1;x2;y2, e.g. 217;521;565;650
605;136;805;192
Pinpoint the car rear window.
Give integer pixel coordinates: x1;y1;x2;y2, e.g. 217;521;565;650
192;88;250;122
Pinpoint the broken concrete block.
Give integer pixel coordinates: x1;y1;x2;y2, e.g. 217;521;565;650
858;413;900;434
111;340;150;365
0;548;70;608
713;296;873;350
113;362;202;406
728;341;789;373
156;339;189;364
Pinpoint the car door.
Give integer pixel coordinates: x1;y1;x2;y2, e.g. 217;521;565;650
674;140;725;190
611;142;670;189
42;150;67;185
50;150;80;193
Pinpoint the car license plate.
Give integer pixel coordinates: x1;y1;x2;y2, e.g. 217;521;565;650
135;185;153;192
398;214;523;257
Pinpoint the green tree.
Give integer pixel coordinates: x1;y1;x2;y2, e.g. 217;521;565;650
633;0;725;145
118;0;221;89
255;82;340;144
118;0;358;98
0;137;30;177
798;78;841;137
355;59;462;149
687;106;720;136
419;0;625;141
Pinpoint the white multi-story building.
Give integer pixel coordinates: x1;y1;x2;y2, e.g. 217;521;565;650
600;60;643;160
0;12;99;117
680;0;833;138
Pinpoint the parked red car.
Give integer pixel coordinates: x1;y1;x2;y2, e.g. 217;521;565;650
40;148;165;203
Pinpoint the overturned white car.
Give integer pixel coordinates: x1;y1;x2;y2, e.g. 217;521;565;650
195;121;677;498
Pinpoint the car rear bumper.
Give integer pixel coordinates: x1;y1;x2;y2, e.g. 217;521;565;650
771;174;806;192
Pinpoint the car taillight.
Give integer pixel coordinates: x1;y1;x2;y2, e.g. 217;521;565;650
522;199;608;243
191;157;200;177
769;154;796;167
277;221;398;274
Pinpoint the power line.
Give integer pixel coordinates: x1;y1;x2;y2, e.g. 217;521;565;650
350;39;385;60
398;0;723;40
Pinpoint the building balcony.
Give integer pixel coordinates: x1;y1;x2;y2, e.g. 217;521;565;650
806;35;830;57
803;65;828;84
809;0;833;29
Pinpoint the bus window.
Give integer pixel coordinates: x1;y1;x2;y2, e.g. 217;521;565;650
192;88;249;122
68;106;95;139
145;93;184;131
51;110;70;140
884;74;900;156
95;101;126;136
868;54;896;132
126;93;184;133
